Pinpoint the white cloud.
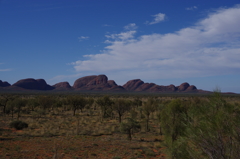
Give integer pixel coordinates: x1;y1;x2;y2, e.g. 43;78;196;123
78;36;89;41
186;6;198;10
49;73;83;84
105;30;136;41
0;69;11;72
72;6;240;84
0;63;11;72
146;13;166;25
124;23;138;30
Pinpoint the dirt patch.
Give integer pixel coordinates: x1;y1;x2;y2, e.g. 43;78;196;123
0;133;164;159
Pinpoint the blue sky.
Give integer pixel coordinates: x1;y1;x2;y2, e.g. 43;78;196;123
1;0;240;93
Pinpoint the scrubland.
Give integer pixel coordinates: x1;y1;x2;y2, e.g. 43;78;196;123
0;92;240;159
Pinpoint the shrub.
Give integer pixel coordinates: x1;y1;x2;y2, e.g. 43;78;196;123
9;120;28;130
120;118;141;140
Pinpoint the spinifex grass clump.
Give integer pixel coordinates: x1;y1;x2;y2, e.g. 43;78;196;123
9;120;28;130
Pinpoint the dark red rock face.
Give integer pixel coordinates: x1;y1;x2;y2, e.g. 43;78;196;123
107;80;118;87
109;85;125;91
73;75;121;91
0;80;11;87
96;75;108;85
36;79;49;90
73;75;97;88
135;83;156;91
123;79;177;92
12;78;53;90
123;79;144;91
148;85;177;92
186;85;197;91
2;74;204;93
53;82;72;89
167;84;177;91
13;78;39;90
178;82;190;91
86;75;108;86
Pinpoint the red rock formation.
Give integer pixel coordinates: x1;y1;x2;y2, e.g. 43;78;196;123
36;79;52;90
135;83;156;91
53;82;72;89
73;75;97;89
178;82;190;91
1;75;207;93
109;85;125;91
123;79;144;91
73;75;123;91
107;80;125;91
96;75;108;85
185;85;197;91
86;75;108;86
0;80;11;87
168;84;177;91
107;80;118;87
148;84;177;92
12;78;53;90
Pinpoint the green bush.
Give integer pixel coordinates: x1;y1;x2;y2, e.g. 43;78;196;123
9;120;28;130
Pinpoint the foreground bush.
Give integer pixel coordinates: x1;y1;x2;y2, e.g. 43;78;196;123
9;120;28;130
160;92;240;159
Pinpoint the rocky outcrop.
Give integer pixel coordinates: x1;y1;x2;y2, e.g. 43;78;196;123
123;79;144;91
86;75;108;86
135;83;156;91
122;80;197;93
185;85;197;91
107;80;125;91
148;84;177;92
109;85;125;91
73;75;109;90
73;75;124;91
178;82;190;91
53;82;72;90
122;79;177;92
2;74;205;93
73;75;97;89
0;80;11;87
175;83;198;92
107;80;118;87
168;84;178;91
12;78;54;90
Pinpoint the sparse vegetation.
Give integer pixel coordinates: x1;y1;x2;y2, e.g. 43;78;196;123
9;120;28;130
0;92;239;158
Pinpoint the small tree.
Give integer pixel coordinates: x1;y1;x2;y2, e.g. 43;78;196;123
37;95;55;111
27;98;39;111
67;96;87;116
181;91;240;159
120;118;141;140
6;99;15;119
0;94;14;114
156;103;164;135
142;98;156;132
85;97;95;115
12;97;27;120
96;96;113;119
160;99;188;159
87;98;94;108
113;99;131;123
133;98;142;108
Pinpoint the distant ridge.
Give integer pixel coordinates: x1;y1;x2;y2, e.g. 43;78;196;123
0;74;218;93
